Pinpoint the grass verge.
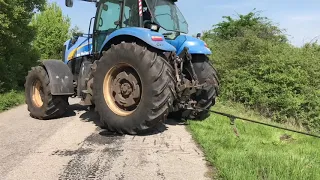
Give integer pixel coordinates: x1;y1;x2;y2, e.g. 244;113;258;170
188;100;320;180
0;90;25;112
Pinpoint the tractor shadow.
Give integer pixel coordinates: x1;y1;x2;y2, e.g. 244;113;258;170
76;105;187;136
64;103;89;117
32;103;84;120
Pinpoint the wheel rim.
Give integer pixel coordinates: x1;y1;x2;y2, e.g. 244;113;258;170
103;63;142;116
32;80;44;107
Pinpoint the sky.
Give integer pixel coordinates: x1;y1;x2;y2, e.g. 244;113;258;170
50;0;320;47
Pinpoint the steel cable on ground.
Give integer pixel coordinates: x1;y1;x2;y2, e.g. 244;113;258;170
186;108;320;139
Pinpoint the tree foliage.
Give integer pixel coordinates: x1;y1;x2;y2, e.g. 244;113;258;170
31;2;71;59
203;11;320;130
70;25;84;37
204;10;288;43
0;1;72;92
0;0;46;91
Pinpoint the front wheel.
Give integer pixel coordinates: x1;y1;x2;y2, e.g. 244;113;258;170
25;66;69;119
92;42;175;134
191;55;220;119
169;55;220;120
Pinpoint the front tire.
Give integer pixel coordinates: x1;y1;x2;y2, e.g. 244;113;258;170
169;55;220;120
191;55;220;119
77;59;92;98
25;66;69;119
92;42;175;134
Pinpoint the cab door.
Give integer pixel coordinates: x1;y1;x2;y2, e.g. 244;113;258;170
92;0;122;54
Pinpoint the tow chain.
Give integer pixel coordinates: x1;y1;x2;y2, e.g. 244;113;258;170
186;107;320;139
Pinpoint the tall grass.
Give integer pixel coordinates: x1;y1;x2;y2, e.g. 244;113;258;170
188;101;320;180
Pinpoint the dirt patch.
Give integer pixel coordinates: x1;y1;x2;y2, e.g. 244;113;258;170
85;131;124;145
51;149;94;156
58;132;124;180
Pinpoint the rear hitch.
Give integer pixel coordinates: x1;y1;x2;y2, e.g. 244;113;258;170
179;47;198;82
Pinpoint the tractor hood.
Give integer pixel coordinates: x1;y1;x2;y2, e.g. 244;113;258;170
63;36;92;64
166;35;212;55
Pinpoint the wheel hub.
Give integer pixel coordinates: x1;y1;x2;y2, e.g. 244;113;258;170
112;71;140;108
120;82;133;97
32;80;44;107
103;63;142;116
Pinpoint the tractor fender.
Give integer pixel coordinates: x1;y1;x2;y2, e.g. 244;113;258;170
99;27;176;53
174;35;212;55
41;60;74;96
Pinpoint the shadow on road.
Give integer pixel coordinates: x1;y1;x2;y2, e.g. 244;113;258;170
29;103;85;120
65;103;89;117
68;103;187;136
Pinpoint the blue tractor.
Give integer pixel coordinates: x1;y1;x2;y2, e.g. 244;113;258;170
24;0;220;134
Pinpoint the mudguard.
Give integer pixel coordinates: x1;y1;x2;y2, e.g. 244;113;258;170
167;35;212;55
41;60;74;96
99;27;176;53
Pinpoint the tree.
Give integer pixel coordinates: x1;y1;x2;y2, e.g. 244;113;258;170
0;0;46;91
203;10;288;43
31;2;71;60
69;25;84;37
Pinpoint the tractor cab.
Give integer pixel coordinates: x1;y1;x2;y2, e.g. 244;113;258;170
65;0;190;53
143;0;188;36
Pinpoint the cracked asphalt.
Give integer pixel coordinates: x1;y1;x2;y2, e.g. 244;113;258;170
0;98;212;180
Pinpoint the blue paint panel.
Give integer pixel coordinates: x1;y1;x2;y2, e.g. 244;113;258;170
75;42;92;57
63;37;92;64
99;27;176;53
167;35;212;55
62;28;211;64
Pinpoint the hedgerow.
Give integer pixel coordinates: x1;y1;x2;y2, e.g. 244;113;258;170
203;11;320;130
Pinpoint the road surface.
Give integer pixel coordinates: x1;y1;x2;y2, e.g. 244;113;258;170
0;98;212;180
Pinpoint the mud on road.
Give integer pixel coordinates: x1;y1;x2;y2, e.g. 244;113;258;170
0;98;212;180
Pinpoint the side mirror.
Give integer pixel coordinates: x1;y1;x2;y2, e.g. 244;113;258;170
65;0;73;7
196;33;201;39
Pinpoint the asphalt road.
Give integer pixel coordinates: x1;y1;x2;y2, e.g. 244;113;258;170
0;98;212;180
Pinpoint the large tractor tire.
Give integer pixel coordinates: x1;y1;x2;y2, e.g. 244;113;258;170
92;42;175;134
169;54;220;120
25;66;69;119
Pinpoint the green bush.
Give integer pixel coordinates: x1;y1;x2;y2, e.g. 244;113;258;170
0;90;25;112
0;1;70;110
203;11;320;130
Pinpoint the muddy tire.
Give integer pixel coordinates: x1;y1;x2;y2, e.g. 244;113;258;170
92;42;175;134
169;55;219;120
25;66;69;119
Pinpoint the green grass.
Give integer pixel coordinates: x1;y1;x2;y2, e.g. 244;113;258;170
0;90;25;112
188;100;320;180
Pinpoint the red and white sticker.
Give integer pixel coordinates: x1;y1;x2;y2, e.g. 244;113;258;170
139;0;142;17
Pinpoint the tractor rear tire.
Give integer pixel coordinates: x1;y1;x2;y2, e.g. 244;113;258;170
25;66;69;120
169;55;220;120
92;42;175;134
